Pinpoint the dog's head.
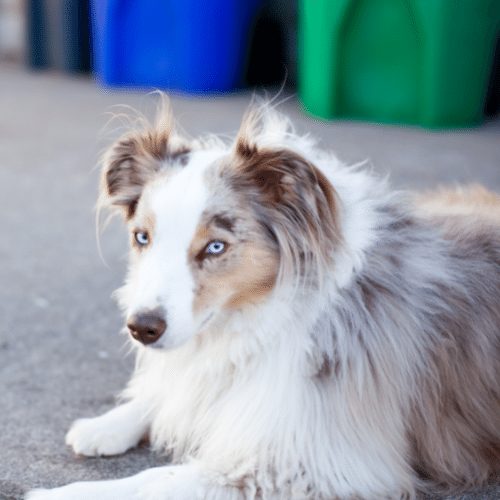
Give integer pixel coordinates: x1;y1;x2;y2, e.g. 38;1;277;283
99;99;341;350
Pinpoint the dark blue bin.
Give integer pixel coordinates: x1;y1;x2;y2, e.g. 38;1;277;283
90;0;263;92
27;0;91;72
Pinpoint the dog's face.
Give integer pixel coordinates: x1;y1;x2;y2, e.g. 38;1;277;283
100;104;340;350
118;148;281;350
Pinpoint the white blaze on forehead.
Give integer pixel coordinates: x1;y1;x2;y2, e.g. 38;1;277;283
149;149;227;273
150;152;216;247
127;149;222;348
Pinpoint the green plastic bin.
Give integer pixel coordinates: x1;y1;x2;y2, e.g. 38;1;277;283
298;0;500;127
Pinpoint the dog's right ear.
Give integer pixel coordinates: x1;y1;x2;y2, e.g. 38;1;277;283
100;131;167;218
99;96;184;219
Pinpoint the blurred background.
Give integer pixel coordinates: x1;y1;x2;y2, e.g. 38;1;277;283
1;0;499;123
0;1;499;499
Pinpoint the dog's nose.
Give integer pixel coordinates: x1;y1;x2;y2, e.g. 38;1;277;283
127;311;166;345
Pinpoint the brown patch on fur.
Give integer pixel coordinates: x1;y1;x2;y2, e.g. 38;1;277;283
236;148;338;221
224;144;342;283
415;185;500;224
236;136;258;159
189;216;279;315
189;223;212;268
222;242;278;309
130;192;157;249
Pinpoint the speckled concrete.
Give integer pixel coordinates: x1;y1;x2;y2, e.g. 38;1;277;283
0;64;499;500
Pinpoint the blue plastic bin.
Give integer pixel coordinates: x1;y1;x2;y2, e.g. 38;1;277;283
91;0;263;92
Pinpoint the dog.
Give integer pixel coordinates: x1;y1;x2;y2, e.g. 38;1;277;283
27;100;500;499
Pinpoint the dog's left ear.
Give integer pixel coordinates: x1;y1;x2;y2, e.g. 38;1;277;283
232;109;342;280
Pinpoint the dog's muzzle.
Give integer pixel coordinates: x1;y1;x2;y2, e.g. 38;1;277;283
127;310;166;345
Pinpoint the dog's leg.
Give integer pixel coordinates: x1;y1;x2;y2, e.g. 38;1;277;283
25;464;243;500
65;399;150;456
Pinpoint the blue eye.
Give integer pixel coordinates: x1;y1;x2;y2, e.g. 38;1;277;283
205;240;226;256
134;231;149;246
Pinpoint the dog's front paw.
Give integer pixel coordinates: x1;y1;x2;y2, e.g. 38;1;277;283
65;414;140;457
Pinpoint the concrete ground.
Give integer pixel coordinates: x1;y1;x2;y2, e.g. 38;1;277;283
0;63;499;500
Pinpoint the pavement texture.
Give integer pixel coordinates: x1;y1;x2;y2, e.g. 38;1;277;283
0;63;499;500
